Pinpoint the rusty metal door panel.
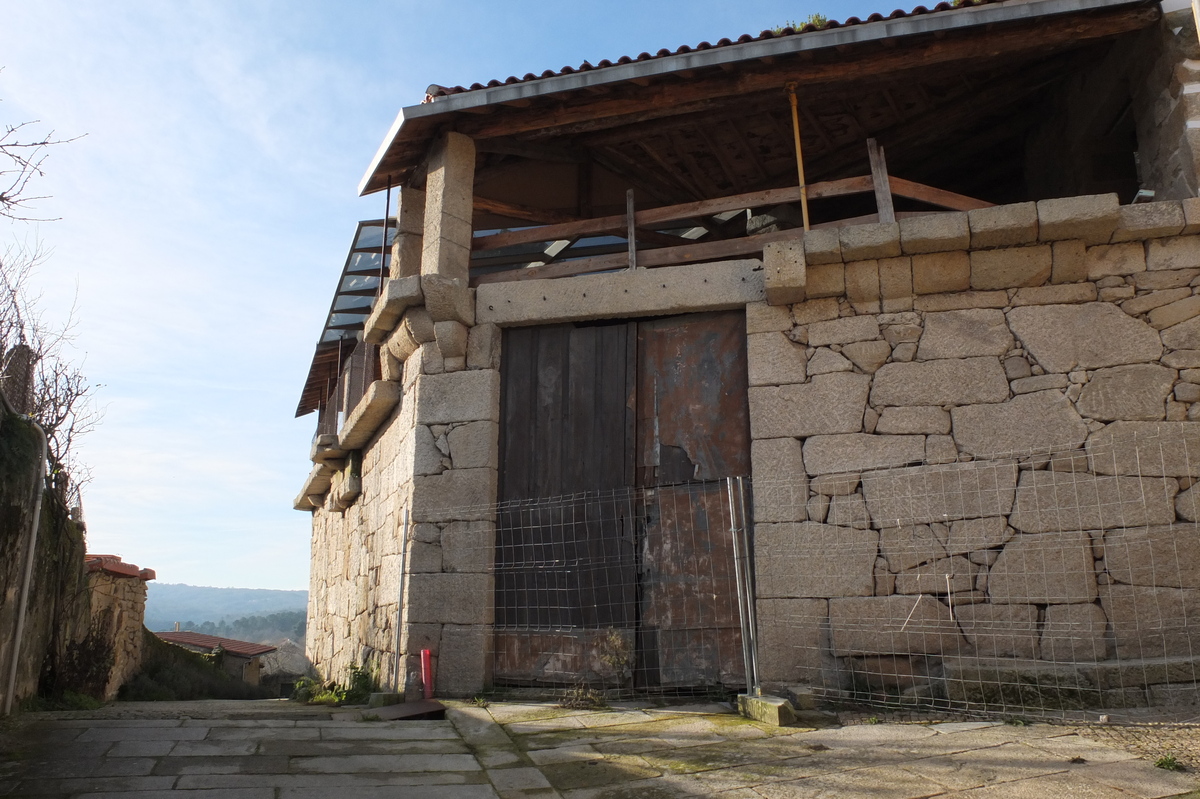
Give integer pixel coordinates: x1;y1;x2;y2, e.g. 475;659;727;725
638;482;746;688
494;628;636;687
635;311;751;487
635;311;750;689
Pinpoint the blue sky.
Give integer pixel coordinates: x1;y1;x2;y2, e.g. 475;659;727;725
0;0;872;590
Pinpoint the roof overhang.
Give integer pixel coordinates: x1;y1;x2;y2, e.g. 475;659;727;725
359;0;1160;195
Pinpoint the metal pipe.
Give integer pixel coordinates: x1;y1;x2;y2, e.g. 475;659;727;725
421;648;433;700
736;476;761;696
3;416;48;716
727;477;754;697
786;83;811;232
392;508;410;692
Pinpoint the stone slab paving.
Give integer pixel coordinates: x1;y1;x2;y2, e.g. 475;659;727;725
1;700;1197;798
483;701;1200;799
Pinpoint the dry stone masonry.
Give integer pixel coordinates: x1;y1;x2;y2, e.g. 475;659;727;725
753;193;1200;709
307;133;499;700
305;155;1200;712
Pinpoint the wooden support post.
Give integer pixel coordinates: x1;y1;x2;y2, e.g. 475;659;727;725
785;83;811;232
626;189;638;270
867;138;896;225
379;176;391;291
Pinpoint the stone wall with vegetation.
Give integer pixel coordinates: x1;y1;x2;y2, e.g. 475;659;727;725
87;571;148;701
0;412;91;710
752;193;1200;707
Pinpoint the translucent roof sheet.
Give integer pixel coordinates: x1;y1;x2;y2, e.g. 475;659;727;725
296;219;395;416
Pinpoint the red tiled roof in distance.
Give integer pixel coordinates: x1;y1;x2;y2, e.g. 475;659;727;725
156;631;278;658
85;554;155;581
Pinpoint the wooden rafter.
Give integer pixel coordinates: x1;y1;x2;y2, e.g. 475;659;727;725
694;126;743;193
590;145;695;205
668;130;724;197
804;60;1070;183
727;118;768;184
633;139;707;201
474;197;583;225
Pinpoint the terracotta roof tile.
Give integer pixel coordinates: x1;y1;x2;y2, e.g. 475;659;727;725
425;0;996;99
156;631;278;658
85;554;155;581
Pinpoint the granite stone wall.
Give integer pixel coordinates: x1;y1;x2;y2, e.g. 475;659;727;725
87;571;149;701
752;195;1200;708
306;132;501;698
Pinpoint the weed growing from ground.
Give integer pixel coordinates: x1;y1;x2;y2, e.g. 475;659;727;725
1155;753;1184;771
559;681;607;710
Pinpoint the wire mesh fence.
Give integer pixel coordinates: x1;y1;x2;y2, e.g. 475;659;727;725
383;425;1199;720
488;478;754;701
752;426;1200;721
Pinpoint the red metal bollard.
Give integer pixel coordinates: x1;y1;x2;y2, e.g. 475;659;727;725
421;649;433;700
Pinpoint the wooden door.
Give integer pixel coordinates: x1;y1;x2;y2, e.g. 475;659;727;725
494;323;638;685
495;312;750;690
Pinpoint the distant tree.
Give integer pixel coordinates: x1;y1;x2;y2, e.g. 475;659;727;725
178;611;308;645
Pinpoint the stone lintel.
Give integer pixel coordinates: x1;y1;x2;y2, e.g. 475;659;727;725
476;259;765;326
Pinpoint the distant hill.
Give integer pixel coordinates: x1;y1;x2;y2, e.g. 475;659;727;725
145;583;308;632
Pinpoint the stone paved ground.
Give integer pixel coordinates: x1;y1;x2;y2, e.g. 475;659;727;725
1;699;1198;798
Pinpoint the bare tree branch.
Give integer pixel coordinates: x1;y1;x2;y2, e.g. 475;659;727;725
1;104;84;221
0;86;95;505
1;243;102;507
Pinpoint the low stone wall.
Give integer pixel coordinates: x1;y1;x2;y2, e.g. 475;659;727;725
86;568;150;701
752;194;1200;708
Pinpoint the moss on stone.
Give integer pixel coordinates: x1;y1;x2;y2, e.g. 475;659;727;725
539;754;661;790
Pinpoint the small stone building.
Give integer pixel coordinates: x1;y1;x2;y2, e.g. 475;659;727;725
156;632;277;686
296;0;1200;707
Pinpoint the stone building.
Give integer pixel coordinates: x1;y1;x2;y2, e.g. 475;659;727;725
296;0;1200;707
155;632;277;686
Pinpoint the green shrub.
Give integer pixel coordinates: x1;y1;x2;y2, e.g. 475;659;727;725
292;663;375;706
